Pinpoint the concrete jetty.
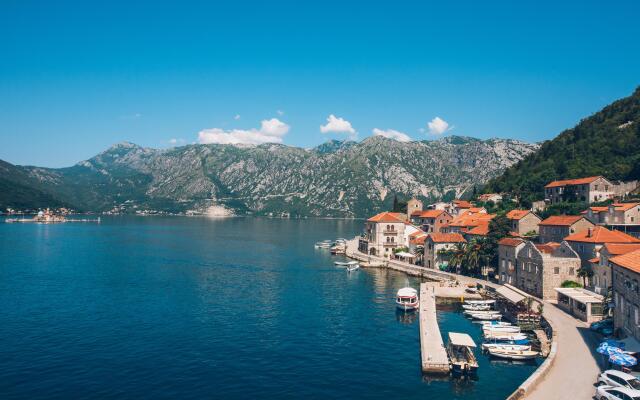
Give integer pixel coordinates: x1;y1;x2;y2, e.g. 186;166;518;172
419;282;450;374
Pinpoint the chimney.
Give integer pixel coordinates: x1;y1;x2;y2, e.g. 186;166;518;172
587;227;593;237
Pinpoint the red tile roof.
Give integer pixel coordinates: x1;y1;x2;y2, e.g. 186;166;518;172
498;237;525;247
427;232;467;243
604;243;640;256
589;257;600;263
564;226;640;244
367;212;406;223
613;202;640;212
412;209;446;218
506;210;530;220
610;249;640;274
539;215;586;226
453;200;472;208
544;176;602;188
410;236;427;245
535;242;561;254
466;222;490;236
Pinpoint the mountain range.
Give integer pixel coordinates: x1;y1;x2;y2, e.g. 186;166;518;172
0;135;538;217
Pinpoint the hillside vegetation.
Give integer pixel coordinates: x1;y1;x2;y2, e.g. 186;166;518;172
486;87;640;205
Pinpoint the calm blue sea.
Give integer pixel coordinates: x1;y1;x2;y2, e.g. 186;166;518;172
0;216;538;399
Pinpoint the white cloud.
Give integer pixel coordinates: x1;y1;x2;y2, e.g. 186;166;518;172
197;118;290;145
320;114;356;139
372;128;412;142
427;117;451;135
234;114;241;120
168;138;185;146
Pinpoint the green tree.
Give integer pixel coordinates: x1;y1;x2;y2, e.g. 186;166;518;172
577;268;594;288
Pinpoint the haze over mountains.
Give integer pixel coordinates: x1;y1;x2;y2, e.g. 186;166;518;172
0;136;537;217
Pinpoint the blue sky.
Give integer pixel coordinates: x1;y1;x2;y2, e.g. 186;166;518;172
1;1;639;167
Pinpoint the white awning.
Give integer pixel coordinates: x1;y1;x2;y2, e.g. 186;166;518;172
448;332;477;347
395;252;415;258
496;285;526;304
554;287;604;304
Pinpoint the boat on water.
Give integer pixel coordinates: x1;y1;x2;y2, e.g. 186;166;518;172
462;304;491;311
481;321;513;327
471;313;502;321
481;343;531;351
463;309;500;315
447;332;479;375
483;325;521;334
315;240;333;249
334;261;356;266
395;287;419;311
483;332;528;341
464;299;496;305
487;348;539;360
346;263;360;272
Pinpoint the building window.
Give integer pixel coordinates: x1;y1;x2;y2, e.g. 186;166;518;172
554;267;560;274
569;267;574;275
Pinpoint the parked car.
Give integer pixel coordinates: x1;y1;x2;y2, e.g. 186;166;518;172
591;319;614;335
595;385;640;400
598;370;640;390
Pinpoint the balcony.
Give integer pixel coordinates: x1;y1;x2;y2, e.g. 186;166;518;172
383;230;398;235
383;242;398;247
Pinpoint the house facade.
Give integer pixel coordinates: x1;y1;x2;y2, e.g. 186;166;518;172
478;193;502;203
544;176;615;205
497;237;525;285
564;226;640;270
423;233;466;270
406;198;423;220
538;215;594;244
591;243;640;295
360;212;408;258
506;209;542;237
611;249;640;342
410;209;452;233
513;241;581;300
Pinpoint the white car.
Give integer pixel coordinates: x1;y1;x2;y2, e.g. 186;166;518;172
598;370;640;391
595;385;640;400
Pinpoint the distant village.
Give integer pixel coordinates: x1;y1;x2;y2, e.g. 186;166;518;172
358;175;640;340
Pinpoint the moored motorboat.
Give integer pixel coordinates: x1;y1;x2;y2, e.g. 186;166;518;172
447;332;479;375
487;348;539;360
463;309;500;315
483;325;521;334
481;343;531;351
464;299;496;305
462;304;491;311
481;321;513;327
470;313;502;321
334;261;350;266
346;263;360;272
483;332;528;341
396;287;419;311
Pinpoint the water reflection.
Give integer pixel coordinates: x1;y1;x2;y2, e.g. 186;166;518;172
395;309;417;325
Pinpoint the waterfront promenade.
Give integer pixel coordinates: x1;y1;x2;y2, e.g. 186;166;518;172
345;239;603;399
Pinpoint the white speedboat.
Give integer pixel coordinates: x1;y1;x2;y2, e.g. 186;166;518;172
487;348;539;360
396;287;419;311
483;325;521;334
481;343;531;351
471;313;502;321
483;332;527;341
481;321;513;327
464;299;496;305
334;261;350;266
346;263;360;272
462;304;491;311
464;309;500;315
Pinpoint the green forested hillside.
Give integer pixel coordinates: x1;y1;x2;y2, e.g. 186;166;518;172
486;87;640;205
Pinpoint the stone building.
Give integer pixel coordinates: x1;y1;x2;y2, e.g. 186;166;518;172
585;202;640;238
406;198;423;220
423;232;466;270
538;215;594;244
497;237;525;285
611;249;640;342
410;209;452;234
506;209;542;237
544;176;616;205
564;226;640;270
359;212;408;258
591;243;640;295
512;241;581;300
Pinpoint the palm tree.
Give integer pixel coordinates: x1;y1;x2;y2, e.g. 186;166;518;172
577;268;594;287
449;242;467;274
463;241;481;276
